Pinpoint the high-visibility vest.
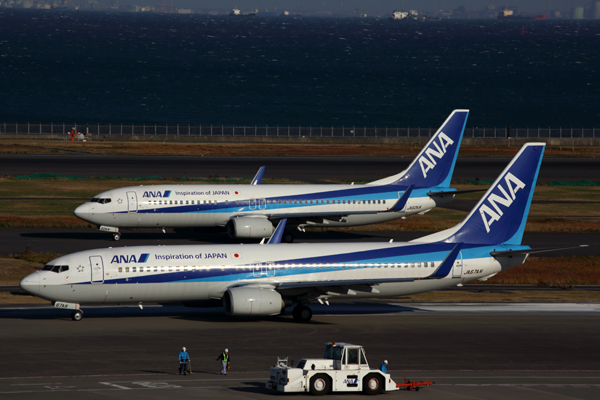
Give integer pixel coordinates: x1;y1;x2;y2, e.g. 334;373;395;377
223;353;229;362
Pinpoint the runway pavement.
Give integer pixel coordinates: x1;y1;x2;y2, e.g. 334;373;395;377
2;154;599;183
1;303;599;399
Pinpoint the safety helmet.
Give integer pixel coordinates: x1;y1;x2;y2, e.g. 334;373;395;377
384;360;388;364
182;347;186;351
225;348;229;352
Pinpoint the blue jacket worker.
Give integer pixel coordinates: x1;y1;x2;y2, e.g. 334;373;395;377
179;347;190;375
216;348;230;375
379;360;388;373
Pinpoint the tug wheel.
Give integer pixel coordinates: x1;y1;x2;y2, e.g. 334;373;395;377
363;374;383;395
310;374;331;396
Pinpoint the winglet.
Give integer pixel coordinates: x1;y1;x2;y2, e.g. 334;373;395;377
426;244;462;279
384;185;414;212
251;166;266;185
267;219;287;244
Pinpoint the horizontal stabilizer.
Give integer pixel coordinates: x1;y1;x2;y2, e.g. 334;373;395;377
491;245;588;257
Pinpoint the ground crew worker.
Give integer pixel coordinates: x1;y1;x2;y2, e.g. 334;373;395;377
216;348;230;375
379;360;388;373
179;347;190;375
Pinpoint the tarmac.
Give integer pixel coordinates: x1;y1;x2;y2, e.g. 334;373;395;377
1;302;599;399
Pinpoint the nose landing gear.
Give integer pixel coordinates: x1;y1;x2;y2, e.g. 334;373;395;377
71;310;84;321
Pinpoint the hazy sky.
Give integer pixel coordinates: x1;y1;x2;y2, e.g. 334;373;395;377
161;1;588;14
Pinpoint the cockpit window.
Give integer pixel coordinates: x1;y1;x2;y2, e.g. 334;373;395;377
42;265;69;273
90;198;111;204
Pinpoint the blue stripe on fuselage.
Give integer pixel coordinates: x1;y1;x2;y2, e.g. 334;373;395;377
118;186;434;215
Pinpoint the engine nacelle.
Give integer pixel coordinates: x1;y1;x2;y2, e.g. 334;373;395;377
227;217;273;239
223;287;284;316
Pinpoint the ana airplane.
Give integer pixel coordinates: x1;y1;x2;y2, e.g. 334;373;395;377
74;110;469;242
20;143;585;322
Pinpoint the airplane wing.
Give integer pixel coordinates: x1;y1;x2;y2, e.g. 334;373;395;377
231;187;415;222
243;244;462;296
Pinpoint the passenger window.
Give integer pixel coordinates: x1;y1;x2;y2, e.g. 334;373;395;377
186;200;189;205
417;262;421;268
139;267;144;272
132;267;136;272
118;267;123;273
125;267;129;273
411;262;415;268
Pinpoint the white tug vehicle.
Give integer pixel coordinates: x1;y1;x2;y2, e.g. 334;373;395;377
266;342;399;395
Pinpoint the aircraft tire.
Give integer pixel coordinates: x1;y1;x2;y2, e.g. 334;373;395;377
292;305;312;322
363;374;383;395
71;310;83;321
112;232;121;241
309;374;331;396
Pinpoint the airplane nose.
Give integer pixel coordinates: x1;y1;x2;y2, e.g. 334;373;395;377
20;271;40;295
74;203;90;220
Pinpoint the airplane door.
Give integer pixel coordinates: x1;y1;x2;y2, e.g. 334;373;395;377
127;191;138;213
252;262;275;277
452;251;463;278
90;256;104;284
259;198;266;210
252;263;263;277
249;198;256;210
265;262;275;277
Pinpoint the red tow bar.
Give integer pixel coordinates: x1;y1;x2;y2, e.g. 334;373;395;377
396;375;433;391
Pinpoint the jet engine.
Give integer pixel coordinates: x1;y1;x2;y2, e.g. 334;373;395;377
227;217;273;239
223;287;284;316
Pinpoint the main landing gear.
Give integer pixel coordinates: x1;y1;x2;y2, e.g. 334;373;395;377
292;304;313;322
283;232;294;243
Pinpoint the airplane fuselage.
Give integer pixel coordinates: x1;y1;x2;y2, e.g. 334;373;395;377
20;242;525;306
74;184;451;229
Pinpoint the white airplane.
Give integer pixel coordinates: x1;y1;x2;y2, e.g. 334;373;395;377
74;110;470;242
20;143;585;322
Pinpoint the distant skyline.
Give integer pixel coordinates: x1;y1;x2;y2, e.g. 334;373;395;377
143;1;591;14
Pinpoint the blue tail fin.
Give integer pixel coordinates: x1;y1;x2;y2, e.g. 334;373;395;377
388;110;468;188
437;143;545;246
